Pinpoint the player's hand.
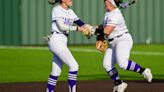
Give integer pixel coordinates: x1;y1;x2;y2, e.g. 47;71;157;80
84;24;97;35
42;34;52;42
80;24;96;39
96;35;108;52
77;26;91;38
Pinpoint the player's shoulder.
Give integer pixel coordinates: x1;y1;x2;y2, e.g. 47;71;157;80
111;8;122;18
68;8;75;14
52;5;60;11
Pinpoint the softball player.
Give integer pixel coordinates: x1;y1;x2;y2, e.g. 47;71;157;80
46;0;89;92
96;0;153;92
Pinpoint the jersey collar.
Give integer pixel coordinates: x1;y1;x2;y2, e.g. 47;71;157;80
108;8;119;14
58;5;70;13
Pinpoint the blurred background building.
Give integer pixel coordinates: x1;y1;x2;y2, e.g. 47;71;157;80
0;0;164;45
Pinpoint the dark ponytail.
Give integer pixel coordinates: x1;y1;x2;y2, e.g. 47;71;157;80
49;0;62;5
55;0;62;4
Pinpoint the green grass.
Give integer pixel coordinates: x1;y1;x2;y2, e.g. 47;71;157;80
0;44;164;83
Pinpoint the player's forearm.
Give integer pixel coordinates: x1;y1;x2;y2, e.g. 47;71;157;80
56;20;77;31
95;26;115;36
103;26;114;36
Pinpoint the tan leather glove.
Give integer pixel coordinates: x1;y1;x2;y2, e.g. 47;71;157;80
77;25;91;38
82;24;96;39
96;35;108;52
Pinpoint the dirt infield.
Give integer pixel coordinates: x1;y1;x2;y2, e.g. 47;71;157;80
0;80;164;92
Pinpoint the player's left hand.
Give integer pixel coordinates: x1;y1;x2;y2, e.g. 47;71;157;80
96;35;108;52
42;34;52;42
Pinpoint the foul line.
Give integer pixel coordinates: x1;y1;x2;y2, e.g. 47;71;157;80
70;48;164;56
0;46;164;56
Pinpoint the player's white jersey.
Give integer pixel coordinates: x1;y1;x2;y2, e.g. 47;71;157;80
51;5;79;34
103;8;128;39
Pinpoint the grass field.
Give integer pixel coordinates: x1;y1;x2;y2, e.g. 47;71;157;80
0;44;164;83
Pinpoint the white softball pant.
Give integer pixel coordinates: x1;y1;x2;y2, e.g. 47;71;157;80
103;33;133;71
48;32;79;76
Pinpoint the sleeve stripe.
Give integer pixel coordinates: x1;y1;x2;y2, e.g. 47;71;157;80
74;19;85;26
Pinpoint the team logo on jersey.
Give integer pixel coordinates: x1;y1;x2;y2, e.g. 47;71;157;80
104;17;112;25
63;18;73;26
107;19;112;23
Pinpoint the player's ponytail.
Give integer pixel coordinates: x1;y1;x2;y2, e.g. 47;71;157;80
55;0;62;3
48;0;62;5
